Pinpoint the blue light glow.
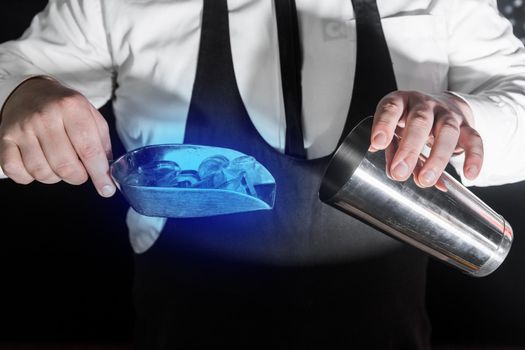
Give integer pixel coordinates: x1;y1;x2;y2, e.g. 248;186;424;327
110;144;276;218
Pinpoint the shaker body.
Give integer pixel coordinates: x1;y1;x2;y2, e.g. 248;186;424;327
319;117;513;277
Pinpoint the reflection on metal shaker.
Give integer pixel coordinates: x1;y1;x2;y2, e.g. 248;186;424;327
319;116;513;277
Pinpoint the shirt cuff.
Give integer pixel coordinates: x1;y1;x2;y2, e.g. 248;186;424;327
447;91;518;187
126;207;166;254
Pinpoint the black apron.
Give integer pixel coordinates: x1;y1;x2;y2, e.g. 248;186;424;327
133;1;431;349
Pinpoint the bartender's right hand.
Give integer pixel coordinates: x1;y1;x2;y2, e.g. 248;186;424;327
0;77;116;197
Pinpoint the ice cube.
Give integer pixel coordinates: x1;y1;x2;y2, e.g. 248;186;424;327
173;170;201;188
240;172;257;196
124;160;181;186
227;155;262;188
229;155;256;169
198;155;230;179
192;170;226;189
136;160;182;187
217;171;247;194
154;171;182;187
138;160;181;175
191;155;230;189
217;170;257;197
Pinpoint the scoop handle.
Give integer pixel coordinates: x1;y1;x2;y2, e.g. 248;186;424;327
0;159;116;180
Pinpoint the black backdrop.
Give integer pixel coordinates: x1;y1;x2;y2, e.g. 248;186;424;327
0;1;524;347
0;1;133;344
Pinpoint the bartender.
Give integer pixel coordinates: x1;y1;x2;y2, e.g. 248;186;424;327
1;0;525;348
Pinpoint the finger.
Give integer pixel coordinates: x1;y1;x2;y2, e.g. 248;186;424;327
413;158;448;191
35;117;88;185
64;115;116;197
390;103;434;181
384;138;398;180
0;139;34;184
372;92;407;150
457;125;483;180
412;158;424;188
90;107;112;160
434;176;449;192
417;114;460;187
18;135;61;184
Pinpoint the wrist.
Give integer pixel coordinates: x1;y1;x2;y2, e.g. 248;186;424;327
0;75;59;122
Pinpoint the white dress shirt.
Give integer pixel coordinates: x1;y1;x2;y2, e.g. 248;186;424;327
1;0;525;253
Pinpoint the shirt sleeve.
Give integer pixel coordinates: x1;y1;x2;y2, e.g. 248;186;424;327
446;0;525;187
0;0;114;111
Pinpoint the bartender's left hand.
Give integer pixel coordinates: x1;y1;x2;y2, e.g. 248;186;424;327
369;91;483;188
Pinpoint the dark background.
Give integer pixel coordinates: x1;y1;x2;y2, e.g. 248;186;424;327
0;1;524;347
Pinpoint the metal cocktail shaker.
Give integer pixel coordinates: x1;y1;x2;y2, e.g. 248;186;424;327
319;116;513;277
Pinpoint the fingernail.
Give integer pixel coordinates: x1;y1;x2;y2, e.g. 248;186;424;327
392;161;409;180
421;170;437;186
466;165;478;178
373;132;387;148
101;184;116;197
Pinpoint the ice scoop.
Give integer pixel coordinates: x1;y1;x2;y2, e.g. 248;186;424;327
110;144;276;218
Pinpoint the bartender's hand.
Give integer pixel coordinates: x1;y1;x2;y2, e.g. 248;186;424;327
369;90;483;188
0;77;116;197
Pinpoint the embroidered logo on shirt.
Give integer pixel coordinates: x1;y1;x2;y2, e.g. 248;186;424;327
322;19;348;41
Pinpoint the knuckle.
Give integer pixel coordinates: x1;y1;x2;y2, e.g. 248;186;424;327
466;127;481;139
78;142;103;160
27;163;53;180
440;123;459;135
19;118;37;134
439;119;460;135
10;174;34;185
55;93;86;111
76;172;89;184
35;112;62;132
15;177;34;185
468;147;484;160
53;161;81;179
379;100;401;115
2;161;24;178
410;109;432;125
0;133;12;144
64;172;88;185
69;120;92;136
399;146;421;160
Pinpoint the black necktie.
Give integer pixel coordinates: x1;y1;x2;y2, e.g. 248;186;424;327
275;0;307;159
339;0;398;144
275;0;397;155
